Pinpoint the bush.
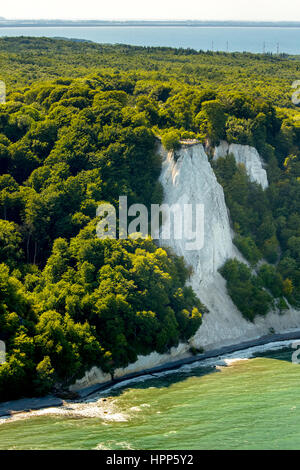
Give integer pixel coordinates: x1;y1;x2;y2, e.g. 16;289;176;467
161;130;181;151
220;259;273;321
234;235;262;266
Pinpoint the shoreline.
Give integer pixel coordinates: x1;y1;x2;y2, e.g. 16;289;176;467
1;329;300;418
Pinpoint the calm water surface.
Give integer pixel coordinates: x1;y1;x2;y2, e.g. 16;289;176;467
0;26;300;54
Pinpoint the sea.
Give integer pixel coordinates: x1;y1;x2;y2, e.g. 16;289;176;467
1;341;300;450
0;26;300;54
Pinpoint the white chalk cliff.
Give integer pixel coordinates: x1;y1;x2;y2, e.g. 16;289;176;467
70;141;300;391
158;142;300;351
214;141;269;190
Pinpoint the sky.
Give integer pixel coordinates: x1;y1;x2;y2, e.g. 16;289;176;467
0;0;299;22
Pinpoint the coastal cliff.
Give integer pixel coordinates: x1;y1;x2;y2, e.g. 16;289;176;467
70;141;300;391
214;141;268;189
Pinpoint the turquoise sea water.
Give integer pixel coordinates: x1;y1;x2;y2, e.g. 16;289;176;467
1;343;300;450
0;26;300;54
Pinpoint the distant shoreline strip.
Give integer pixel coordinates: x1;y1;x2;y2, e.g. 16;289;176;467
1;23;300;28
1;329;300;418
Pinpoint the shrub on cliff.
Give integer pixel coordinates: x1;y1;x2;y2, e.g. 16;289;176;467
161;130;181;151
220;259;273;321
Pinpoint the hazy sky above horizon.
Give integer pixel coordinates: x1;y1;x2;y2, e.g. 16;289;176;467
0;0;299;22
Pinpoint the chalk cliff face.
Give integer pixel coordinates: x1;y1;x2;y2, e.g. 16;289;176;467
158;142;299;351
70;343;190;391
214;141;269;190
157;143;233;278
70;141;300;391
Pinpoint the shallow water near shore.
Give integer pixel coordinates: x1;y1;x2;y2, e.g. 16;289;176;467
1;342;300;450
1;26;300;54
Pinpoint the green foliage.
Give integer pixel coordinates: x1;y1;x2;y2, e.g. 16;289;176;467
225;116;253;145
258;264;284;298
0;56;210;399
220;259;273;321
161;130;181;151
234;235;261;266
0;220;23;267
213;155;280;264
196;100;226;144
34;356;55;395
0;237;203;400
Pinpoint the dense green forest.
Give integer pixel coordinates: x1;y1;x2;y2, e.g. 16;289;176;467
1;36;300;108
0;37;300;400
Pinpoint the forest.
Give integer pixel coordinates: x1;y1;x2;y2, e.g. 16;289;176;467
0;37;300;400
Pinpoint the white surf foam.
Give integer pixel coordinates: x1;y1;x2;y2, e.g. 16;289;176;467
0;338;295;425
